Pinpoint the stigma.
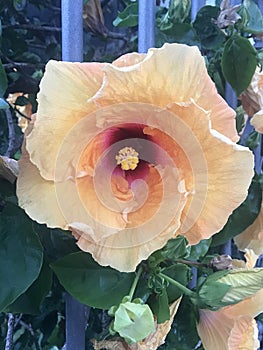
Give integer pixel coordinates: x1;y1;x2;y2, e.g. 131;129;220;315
115;146;139;171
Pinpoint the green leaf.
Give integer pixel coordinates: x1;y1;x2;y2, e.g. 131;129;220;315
219;268;263;304
0;203;43;311
161;0;191;26
163;297;200;350
164;264;191;303
222;35;257;96
211;178;262;247
196;270;231;310
236;105;245;134
51;252;134;309
149;288;170;324
0;178;16;198
242;0;263;34
245;130;260;149
14;95;30;106
188;238;211;261
0;98;9;109
193;6;225;49
6;259;52;314
113;3;138;28
33;223;79;260
0;59;7;97
161;236;190;260
13;0;27;11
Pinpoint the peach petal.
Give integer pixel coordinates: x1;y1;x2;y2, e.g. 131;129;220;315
26;60;105;180
16;149;67;229
70;165;187;272
228;318;259;349
234;200;263;256
113;52;147;67
144;102;254;243
197;310;259;350
197;287;263;350
93;43;238;142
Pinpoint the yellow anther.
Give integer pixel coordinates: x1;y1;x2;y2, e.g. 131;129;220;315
115;146;139;171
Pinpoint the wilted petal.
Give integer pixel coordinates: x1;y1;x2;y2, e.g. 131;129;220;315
0;155;18;183
240;67;263;117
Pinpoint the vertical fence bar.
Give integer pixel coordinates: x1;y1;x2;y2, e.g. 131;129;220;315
61;0;83;62
65;293;88;350
138;0;155;53
61;1;87;349
191;0;205;20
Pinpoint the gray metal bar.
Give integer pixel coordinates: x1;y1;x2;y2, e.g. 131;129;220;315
191;0;205;20
225;82;237;110
61;1;86;349
61;0;83;62
138;0;155;53
65;293;88;350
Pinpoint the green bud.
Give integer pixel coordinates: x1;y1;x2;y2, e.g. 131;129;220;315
113;301;155;344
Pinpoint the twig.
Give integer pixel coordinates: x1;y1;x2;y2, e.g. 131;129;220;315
2;24;61;32
3;62;45;70
5;108;16;158
6;101;32;121
5;313;15;350
106;31;127;41
19;320;41;350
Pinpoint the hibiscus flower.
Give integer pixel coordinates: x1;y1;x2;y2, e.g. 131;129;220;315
17;43;254;272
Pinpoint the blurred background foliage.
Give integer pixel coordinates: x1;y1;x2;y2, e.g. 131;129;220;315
0;0;263;349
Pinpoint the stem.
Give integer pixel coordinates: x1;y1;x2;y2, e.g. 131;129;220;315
5;108;16;158
128;266;143;300
175;259;209;268
159;273;195;298
5;313;15;350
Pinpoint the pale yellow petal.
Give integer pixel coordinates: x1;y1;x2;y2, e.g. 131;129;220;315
197;311;260;350
70;165;187;272
16;148;67;229
197;309;234;350
147;102;254;243
93;43;238;142
113;52;147;67
229;318;259;350
26;60;105;180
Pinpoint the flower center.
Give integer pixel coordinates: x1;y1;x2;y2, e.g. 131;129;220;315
115;146;139;171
